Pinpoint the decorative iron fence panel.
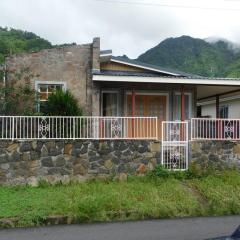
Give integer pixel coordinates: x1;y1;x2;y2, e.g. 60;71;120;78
0;116;158;140
191;118;240;140
161;121;189;171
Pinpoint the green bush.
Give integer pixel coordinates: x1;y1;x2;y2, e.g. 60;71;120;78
147;165;190;180
147;165;170;179
44;89;83;116
146;163;224;180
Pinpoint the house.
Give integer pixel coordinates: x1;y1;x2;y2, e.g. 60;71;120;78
2;37;240;179
4;37;240;140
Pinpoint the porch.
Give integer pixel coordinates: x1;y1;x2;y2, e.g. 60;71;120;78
98;82;195;140
93;70;240;140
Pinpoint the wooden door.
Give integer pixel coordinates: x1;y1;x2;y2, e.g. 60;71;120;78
126;95;167;139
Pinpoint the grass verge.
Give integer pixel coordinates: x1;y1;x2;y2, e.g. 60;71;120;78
0;170;240;227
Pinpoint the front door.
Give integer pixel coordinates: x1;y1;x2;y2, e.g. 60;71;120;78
127;94;167;139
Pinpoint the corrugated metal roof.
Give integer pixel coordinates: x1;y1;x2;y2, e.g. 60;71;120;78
94;70;162;77
93;69;240;81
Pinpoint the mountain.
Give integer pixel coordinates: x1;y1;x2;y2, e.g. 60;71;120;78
1;27;240;78
0;27;53;64
137;35;240;77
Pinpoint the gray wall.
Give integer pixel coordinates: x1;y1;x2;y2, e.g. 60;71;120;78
1;139;240;186
0;140;160;186
5;38;100;115
191;140;240;168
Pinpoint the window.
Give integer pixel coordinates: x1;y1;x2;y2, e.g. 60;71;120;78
173;93;191;120
220;105;229;118
102;91;119;116
36;82;66;112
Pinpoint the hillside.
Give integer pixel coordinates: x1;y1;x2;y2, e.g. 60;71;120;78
0;27;53;64
137;36;240;77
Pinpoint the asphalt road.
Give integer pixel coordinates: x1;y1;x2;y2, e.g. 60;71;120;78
0;216;239;240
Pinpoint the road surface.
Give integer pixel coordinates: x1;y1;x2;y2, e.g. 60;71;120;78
0;216;239;240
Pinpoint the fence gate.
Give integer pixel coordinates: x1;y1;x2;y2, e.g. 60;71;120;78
161;121;189;170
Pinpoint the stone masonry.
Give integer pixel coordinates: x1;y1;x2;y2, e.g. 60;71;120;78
0;140;161;186
191;141;240;169
5;38;101;115
1;139;240;186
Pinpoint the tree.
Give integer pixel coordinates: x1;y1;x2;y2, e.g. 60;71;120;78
0;85;37;115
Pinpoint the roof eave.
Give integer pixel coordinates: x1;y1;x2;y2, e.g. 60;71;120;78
92;74;240;86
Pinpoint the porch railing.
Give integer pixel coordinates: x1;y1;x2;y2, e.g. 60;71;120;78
191;118;240;140
0;116;158;140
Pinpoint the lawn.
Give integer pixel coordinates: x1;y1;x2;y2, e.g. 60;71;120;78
0;171;240;227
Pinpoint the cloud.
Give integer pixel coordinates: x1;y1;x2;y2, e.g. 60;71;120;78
0;0;240;58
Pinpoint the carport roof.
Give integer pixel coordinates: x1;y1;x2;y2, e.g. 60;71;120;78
93;71;240;86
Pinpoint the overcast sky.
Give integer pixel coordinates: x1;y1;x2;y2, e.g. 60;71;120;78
1;0;240;58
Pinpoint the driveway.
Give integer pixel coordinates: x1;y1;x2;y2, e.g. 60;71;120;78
0;216;239;240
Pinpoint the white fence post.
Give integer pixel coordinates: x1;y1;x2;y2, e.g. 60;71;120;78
73;117;76;140
12;116;15;141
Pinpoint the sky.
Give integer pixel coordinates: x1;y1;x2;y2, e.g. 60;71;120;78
1;0;240;58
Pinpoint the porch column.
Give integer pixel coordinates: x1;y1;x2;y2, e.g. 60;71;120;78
181;86;185;121
216;95;220;118
132;90;136;117
132;90;135;137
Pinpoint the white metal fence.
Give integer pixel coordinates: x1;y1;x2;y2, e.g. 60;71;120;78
161;121;189;170
0;116;158;140
191;118;240;140
3;116;240;142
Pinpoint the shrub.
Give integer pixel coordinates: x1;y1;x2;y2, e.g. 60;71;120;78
44;89;83;116
147;165;170;179
147;165;191;181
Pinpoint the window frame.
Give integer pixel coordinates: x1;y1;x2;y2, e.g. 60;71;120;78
35;81;67;112
219;105;229;119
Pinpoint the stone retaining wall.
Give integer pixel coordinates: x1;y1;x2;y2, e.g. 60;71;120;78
0;140;161;186
191;141;240;168
1;139;240;186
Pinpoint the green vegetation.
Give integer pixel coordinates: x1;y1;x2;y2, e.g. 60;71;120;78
225;56;240;78
44;89;83;116
0;27;52;64
0;85;37;115
137;35;240;77
0;169;240;227
189;171;240;215
0;27;77;65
